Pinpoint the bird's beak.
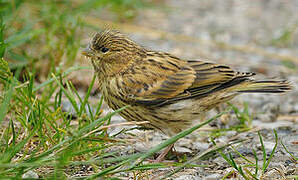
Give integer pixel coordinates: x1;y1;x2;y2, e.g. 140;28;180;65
82;44;94;57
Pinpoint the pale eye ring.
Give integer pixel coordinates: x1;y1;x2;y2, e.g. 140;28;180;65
101;47;109;53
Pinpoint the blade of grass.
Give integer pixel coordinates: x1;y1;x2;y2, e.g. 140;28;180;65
0;78;15;124
222;170;235;180
228;153;248;179
252;148;259;177
231;146;254;164
5;26;45;49
95;95;104;118
78;74;96;116
0;66;20;124
96;153;142;165
33;66;91;92
0;132;34;163
0;17;6;58
211;139;250;180
52;73;79;114
280;139;298;161
244;168;258;180
263;130;278;171
70;144;113;157
258;131;266;173
86;159;131;179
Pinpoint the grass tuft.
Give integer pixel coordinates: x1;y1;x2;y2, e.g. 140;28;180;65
213;130;280;180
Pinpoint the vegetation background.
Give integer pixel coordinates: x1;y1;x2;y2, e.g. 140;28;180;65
0;0;297;179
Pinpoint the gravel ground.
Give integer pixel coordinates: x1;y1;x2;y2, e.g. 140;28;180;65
73;0;298;179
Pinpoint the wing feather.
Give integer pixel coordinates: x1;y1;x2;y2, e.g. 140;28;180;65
119;53;196;101
118;53;255;106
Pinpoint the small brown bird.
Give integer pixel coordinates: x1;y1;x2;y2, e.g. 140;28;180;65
82;29;291;159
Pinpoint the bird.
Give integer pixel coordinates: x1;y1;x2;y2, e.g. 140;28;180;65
82;29;291;161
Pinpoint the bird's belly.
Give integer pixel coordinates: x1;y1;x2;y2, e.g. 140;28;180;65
153;99;206;135
102;85;236;136
153;93;237;135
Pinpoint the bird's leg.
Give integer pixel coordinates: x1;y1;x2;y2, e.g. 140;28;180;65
154;144;175;162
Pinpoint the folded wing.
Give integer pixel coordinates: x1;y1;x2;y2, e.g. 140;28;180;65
120;54;254;106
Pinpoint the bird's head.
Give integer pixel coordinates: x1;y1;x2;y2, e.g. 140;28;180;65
82;29;145;77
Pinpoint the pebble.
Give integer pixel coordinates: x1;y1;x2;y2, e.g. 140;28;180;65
22;170;39;179
252;120;292;129
262;141;276;151
174;175;198;180
203;173;222;180
175;146;192;153
62;101;96;117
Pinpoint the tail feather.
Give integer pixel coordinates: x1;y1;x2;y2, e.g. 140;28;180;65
236;80;292;93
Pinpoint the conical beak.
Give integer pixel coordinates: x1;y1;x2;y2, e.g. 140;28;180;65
82;44;94;57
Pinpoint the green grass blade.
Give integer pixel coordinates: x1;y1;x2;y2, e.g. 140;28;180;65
78;72;96;117
281;139;298;161
33;66;91;92
0;17;6;58
263;130;278;171
0;132;34;163
231;146;254;164
252;148;259;177
0;79;15;124
258;131;267;173
86;159;131;179
95;95;104;118
244;168;259;180
6;27;45;49
76;106;128;137
0;62;19;124
52;73;79;114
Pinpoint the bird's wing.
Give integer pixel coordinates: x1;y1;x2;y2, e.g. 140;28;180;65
185;61;248;95
119;53;254;106
119;53;196;102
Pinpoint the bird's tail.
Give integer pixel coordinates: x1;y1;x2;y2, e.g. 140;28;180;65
235;80;292;93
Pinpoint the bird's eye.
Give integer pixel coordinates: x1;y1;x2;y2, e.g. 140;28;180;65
101;47;109;53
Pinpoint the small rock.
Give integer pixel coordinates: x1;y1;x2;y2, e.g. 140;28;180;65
204;173;222;179
234;147;253;156
174;175;197;180
22;170;39;179
175;146;192;153
252;121;292;129
62;101;96;118
193;142;210;150
225;130;237;138
261;141;276;151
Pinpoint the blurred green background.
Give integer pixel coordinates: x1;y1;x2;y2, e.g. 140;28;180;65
1;0;154;80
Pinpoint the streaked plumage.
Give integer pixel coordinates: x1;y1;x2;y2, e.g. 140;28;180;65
82;29;291;136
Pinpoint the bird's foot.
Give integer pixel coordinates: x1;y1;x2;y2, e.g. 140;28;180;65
149;144;175;163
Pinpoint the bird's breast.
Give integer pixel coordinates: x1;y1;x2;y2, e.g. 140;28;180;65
100;78;128;110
